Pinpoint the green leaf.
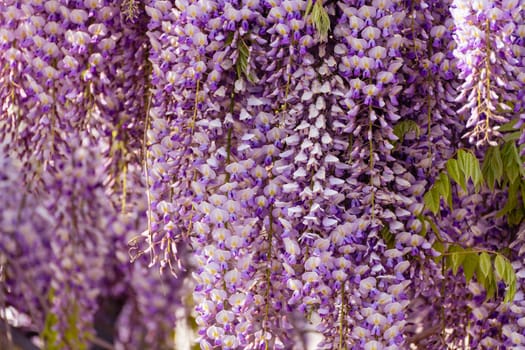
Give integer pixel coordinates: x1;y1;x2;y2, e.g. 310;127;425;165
497;180;519;218
224;32;234;46
476;261;486;286
438;172;452;208
499;119;518;132
450;247;466;275
503;131;521;143
506;163;519;185
432;240;444;255
310;1;330;41
482;146;503;191
502;259;517;302
508;143;522;174
42;289;60;350
457;150;483;189
457;149;469;177
462;253;478;284
494;254;506;280
476;259;496;301
235;38;255;83
424;187;440;215
501;141;522;184
393;120;421;143
416;215;428;237
447;159;466;192
427;218;441;237
485;273;496;301
504;281;517;303
304;0;313;16
503;259;516;285
470;154;484;189
521;182;525;210
508;207;525;226
503;259;516;303
43;312;60;350
380;226;395;249
479;252;491;278
432;242;444;263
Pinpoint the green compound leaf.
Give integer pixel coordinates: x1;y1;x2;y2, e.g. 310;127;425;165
42;288;89;350
497;180;519;218
308;0;330;41
470;155;484;189
494;254;506;280
393;120;421;143
65;301;88;350
475;257;495;301
503;259;517;303
424;172;452;215
499;118;518;132
485;273;496;301
501;141;523;184
505;282;517;304
503;259;516;284
438;172;452;208
447;158;466;192
462;252;478;284
479;252;491;278
449;245;466;276
225;32;234;46
457;150;469;178
457;149;483;190
442;248;518;303
305;0;313;16
380;226;396;249
503;131;521;143
432;240;444;254
43;312;60;350
42;289;60;350
482;145;503;191
424;186;440;215
235;38;255;83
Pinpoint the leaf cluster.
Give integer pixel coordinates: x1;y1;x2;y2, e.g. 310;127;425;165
489;141;525;225
235;37;256;83
424;140;525;224
422;145;524;303
305;0;330;41
393;120;421;143
434;244;517;303
424;149;482;215
42;289;89;350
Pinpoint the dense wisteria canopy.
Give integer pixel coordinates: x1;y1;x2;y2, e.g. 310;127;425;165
1;0;525;349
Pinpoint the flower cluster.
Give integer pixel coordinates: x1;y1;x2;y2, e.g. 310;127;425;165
2;0;525;349
0;138;183;349
0;0;147;187
452;0;524;146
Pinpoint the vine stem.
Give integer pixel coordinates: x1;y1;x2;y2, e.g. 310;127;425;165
281;53;293;117
483;19;492;142
368;103;375;221
426;92;433;169
261;49;295;346
338;282;346;350
225;91;235;180
190;79;201;133
184;78;204;240
121;162;128;214
440;257;446;342
263;202;274;350
434;235;501;257
142;76;154;265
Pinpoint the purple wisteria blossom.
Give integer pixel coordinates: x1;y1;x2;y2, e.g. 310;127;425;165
2;0;525;349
